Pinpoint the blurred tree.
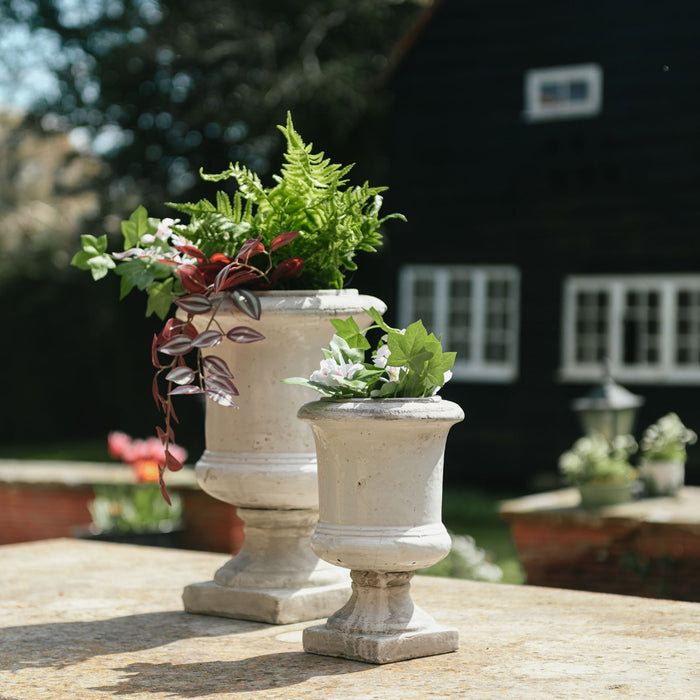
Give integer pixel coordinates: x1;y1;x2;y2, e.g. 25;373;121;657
1;0;427;211
0;0;427;455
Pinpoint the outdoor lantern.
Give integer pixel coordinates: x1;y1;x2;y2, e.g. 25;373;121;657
571;363;645;440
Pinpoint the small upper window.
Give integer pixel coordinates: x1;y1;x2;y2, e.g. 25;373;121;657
524;63;603;123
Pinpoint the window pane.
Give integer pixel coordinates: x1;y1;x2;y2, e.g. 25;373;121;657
484;277;515;364
449;277;471;360
569;80;589;101
677;290;700;365
413;277;435;329
623;290;660;366
574;290;608;362
541;82;565;103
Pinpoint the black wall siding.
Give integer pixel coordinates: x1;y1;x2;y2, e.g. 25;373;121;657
376;0;700;488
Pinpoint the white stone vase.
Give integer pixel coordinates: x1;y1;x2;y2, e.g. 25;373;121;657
297;396;465;664
577;479;635;508
182;289;385;624
639;459;685;497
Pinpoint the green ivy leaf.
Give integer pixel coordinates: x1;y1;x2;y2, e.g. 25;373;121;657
121;205;150;249
114;259;156;291
330;317;371;350
146;278;177;319
364;306;392;334
386;321;433;371
70;235;115;280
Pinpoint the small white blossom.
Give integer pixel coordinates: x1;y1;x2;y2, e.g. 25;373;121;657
156;217;180;240
372;333;407;381
372;343;391;369
310;357;364;387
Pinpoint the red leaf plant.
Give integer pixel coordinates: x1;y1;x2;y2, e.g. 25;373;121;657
151;233;302;503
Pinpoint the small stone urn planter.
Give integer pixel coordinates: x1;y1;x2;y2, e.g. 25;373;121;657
638;460;685;497
638;412;697;498
182;290;385;624
297;396;464;664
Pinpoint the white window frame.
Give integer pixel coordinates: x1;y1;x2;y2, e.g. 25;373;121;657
524;63;603;123
560;274;700;384
398;265;520;383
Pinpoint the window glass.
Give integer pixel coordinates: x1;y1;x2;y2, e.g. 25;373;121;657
561;275;700;383
399;266;520;382
525;63;603;122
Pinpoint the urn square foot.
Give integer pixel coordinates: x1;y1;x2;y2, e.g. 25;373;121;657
302;623;459;664
182;580;351;625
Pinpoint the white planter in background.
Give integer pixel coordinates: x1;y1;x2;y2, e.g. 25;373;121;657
639;459;685;497
182;289;385;624
297;396;464;664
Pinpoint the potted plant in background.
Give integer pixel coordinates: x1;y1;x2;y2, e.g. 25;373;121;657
72;113;404;623
286;308;463;664
638;412;697;497
558;433;639;508
78;432;186;547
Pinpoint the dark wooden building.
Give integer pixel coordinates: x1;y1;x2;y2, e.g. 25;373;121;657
369;0;700;488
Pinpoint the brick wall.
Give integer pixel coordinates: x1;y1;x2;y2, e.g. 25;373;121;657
0;482;245;555
504;503;700;603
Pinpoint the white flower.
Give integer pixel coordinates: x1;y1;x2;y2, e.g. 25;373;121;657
372;343;391;369
373;333;408;381
310;357;364;387
373;343;404;380
156;217;180;240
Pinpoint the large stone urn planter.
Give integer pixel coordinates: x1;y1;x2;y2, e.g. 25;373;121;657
182;289;385;624
297;396;464;664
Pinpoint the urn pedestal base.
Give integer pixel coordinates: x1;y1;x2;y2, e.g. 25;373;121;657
302;571;459;664
182;579;351;625
182;507;350;624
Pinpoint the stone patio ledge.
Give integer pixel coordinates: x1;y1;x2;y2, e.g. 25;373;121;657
1;538;698;698
0;458;199;489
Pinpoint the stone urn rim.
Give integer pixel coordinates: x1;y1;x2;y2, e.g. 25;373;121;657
298;395;465;422
206;287;387;317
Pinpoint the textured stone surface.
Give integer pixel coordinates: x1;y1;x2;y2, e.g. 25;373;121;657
1;538;699;698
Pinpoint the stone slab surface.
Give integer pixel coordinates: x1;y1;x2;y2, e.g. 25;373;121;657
500;486;700;526
1;538;699;699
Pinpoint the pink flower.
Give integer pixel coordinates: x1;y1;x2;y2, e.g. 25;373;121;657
107;431;187;468
107;431;132;461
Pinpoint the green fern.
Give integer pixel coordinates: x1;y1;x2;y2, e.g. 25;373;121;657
169;112;404;289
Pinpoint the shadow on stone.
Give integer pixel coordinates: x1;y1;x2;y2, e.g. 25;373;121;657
89;653;373;696
0;611;267;671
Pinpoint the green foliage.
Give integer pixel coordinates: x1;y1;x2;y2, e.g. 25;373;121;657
640;412;697;462
71;206;185;319
72;114;405;320
0;1;426;201
88;484;183;534
172;112;405;289
284;306;456;399
70;235;115;281
558;434;638;486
